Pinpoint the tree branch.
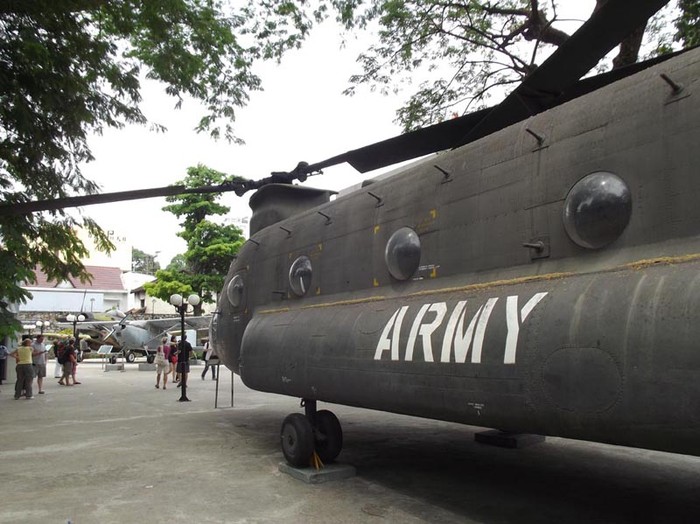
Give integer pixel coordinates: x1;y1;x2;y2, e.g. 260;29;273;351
595;0;648;69
0;0;108;14
522;4;570;46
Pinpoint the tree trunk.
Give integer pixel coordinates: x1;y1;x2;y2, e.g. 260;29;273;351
612;24;647;68
522;6;570;46
595;0;648;69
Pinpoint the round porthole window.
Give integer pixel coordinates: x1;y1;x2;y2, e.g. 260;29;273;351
289;256;312;296
226;274;244;308
385;227;421;281
563;172;632;249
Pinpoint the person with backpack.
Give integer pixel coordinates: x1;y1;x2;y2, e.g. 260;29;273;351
53;341;64;378
58;340;76;386
68;339;81;385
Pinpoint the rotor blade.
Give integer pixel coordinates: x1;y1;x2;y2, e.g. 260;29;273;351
304;49;680;175
102;326;118;343
307;0;670;174
452;0;671;148
0;0;672;216
306;107;492;174
553;47;688;105
0;181;245;217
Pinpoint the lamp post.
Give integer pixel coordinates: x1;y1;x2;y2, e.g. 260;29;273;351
169;293;200;402
35;320;44;334
66;313;86;342
151;298;156;318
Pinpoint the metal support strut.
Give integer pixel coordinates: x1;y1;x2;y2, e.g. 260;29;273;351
301;398;317;426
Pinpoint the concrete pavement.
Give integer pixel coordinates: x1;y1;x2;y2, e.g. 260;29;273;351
2;361;700;523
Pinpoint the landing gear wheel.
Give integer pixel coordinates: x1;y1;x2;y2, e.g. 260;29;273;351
76;351;84;363
314;410;343;464
146;355;155;364
280;413;314;467
126;351;136;363
110;356;117;364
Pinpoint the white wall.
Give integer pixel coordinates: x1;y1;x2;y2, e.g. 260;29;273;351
103;291;129;312
21;290;104;312
78;226;132;272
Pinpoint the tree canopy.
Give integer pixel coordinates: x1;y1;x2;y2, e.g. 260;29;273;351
166;253;187;272
2;0;696;336
0;0;314;335
144;165;244;315
131;248;161;275
675;0;700;47
317;0;698;130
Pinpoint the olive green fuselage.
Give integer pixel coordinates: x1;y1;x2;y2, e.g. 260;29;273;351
212;49;700;456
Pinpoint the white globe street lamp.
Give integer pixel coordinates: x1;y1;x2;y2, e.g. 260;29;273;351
169;293;200;402
187;294;201;307
66;313;85;342
169;293;183;307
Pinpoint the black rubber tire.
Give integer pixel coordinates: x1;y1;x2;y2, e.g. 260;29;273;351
146;355;155;364
314;410;343;464
126;352;136;363
280;413;314;467
76;351;84;363
110;356;117;364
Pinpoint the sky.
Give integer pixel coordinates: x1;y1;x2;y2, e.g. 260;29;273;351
80;21;405;267
78;2;601;268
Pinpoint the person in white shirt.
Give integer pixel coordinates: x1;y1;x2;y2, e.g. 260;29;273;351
200;340;217;380
31;334;48;394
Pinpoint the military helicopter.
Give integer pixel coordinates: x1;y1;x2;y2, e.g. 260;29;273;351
4;0;698;468
213;0;700;467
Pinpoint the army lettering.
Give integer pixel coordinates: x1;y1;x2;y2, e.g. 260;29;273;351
374;292;547;364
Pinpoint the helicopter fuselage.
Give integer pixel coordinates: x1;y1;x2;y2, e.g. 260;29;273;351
212;47;700;457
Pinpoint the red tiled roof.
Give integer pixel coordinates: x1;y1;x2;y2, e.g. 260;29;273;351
29;265;125;291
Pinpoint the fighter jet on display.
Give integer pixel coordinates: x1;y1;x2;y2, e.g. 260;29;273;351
6;0;699;469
